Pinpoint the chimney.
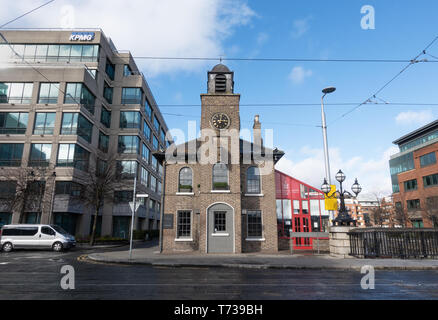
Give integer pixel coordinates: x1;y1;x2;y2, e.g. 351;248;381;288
253;115;263;147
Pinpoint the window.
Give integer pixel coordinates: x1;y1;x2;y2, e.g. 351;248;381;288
142;143;150;163
34;112;55;135
404;179;418;191
0;112;28;134
98;131;109;153
55;181;83;197
301;201;309;214
121;88;143;104
61;113;93;143
153;115;160;132
157;181;162;195
123;65;133;76
101;107;111;128
29;144;52;167
420;152;436;167
150;175;157;192
141;167;149;186
118;135;140;154
212;163;228;190
177;210;191;238
64;83;95;114
3;44;99;62
214;211;226;232
423;173;438;188
0;143;23;166
151;155;158;171
120;111;141;129
145;100;152;119
57;144;90;171
247;210;262;238
389;152;414;193
0;82;33;104
152;135;159;150
114;191;133;203
179;167;193;192
158;163;163;177
412;219;424;228
143;121;151;140
41;226;55;236
38;83;59;104
116;161;138;179
400;130;438;152
86;68;97;80
105;59;115;80
246;166;260;194
160;128;166;143
293;200;300;214
103;82;113;104
407;199;421;211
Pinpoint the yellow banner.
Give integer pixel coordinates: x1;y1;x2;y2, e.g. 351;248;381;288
325;185;338;211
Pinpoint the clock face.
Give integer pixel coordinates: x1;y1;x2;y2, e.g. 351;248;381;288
211;113;230;129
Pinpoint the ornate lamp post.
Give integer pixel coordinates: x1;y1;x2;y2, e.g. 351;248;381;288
321;170;362;226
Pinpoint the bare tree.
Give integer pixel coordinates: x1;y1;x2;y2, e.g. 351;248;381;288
424;196;438;228
75;156;119;246
369;193;390;227
392;201;409;228
0;166;55;224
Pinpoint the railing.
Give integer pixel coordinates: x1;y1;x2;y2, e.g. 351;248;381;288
348;228;438;259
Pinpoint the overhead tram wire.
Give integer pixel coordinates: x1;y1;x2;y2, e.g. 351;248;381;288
132;56;438;64
157;102;438;108
0;0;56;29
328;35;438;126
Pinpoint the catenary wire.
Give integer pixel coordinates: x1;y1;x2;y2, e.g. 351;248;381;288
0;0;56;29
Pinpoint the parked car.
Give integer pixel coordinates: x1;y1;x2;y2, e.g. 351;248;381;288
0;224;76;252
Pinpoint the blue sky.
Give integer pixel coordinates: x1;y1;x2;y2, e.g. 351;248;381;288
2;0;438;198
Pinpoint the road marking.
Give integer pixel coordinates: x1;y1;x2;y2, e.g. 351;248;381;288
0;262;9;265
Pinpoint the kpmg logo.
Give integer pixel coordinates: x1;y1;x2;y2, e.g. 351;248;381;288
69;32;95;41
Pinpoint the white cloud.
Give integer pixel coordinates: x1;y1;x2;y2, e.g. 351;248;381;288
291;17;311;38
1;0;255;76
275;146;399;199
288;66;313;84
395;110;435;126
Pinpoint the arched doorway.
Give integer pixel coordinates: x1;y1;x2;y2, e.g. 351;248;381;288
206;203;234;253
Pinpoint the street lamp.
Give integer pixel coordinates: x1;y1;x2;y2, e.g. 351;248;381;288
321;170;362;226
321;86;336;223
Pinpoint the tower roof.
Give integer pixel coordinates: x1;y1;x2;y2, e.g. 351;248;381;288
211;63;231;73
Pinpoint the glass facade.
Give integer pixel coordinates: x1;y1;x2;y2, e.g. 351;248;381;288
29;143;52;167
142;143;150;163
33;112;55;135
399;129;438;152
0;82;33;104
57;144;90;171
118;135;140;154
141;166;149;186
61;113;93;143
38;83;59;104
105;59;115;80
55;181;83;197
0;44;99;62
121;88;143;104
0;143;23;166
64;83;95;114
117;161;137;179
152;135;159;150
389;152;414;193
153;115;160;132
143;121;151;140
120;111;141;129
0;112;28;134
145;99;152;119
103;83;113;104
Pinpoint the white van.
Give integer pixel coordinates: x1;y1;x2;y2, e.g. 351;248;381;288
0;224;76;252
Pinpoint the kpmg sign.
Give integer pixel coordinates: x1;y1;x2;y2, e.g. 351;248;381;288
69;32;95;41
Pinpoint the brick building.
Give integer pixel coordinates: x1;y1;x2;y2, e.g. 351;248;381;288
390;120;438;228
158;64;284;254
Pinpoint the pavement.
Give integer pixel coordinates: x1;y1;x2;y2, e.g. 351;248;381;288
87;244;438;270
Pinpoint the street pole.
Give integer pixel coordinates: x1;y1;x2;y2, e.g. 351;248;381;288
321;94;334;224
159;159;166;253
129;164;137;260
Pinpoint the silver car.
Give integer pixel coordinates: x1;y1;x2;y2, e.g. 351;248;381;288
0;224;76;252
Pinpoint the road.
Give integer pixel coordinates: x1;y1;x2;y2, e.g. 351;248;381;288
0;244;437;300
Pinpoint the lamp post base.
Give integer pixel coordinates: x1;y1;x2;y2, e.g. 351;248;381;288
332;211;356;227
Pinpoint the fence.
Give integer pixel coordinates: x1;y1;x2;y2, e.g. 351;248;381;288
348;228;438;259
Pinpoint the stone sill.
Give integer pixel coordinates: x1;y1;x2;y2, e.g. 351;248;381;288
244;194;264;197
211;233;229;237
211;190;231;193
245;238;265;242
176;192;194;196
174;238;193;242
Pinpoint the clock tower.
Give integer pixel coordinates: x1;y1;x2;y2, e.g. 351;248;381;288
200;64;240;135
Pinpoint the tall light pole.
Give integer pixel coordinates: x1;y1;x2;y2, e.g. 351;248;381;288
321;87;336;223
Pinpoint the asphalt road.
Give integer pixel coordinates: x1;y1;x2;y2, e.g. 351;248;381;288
0;244;437;300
